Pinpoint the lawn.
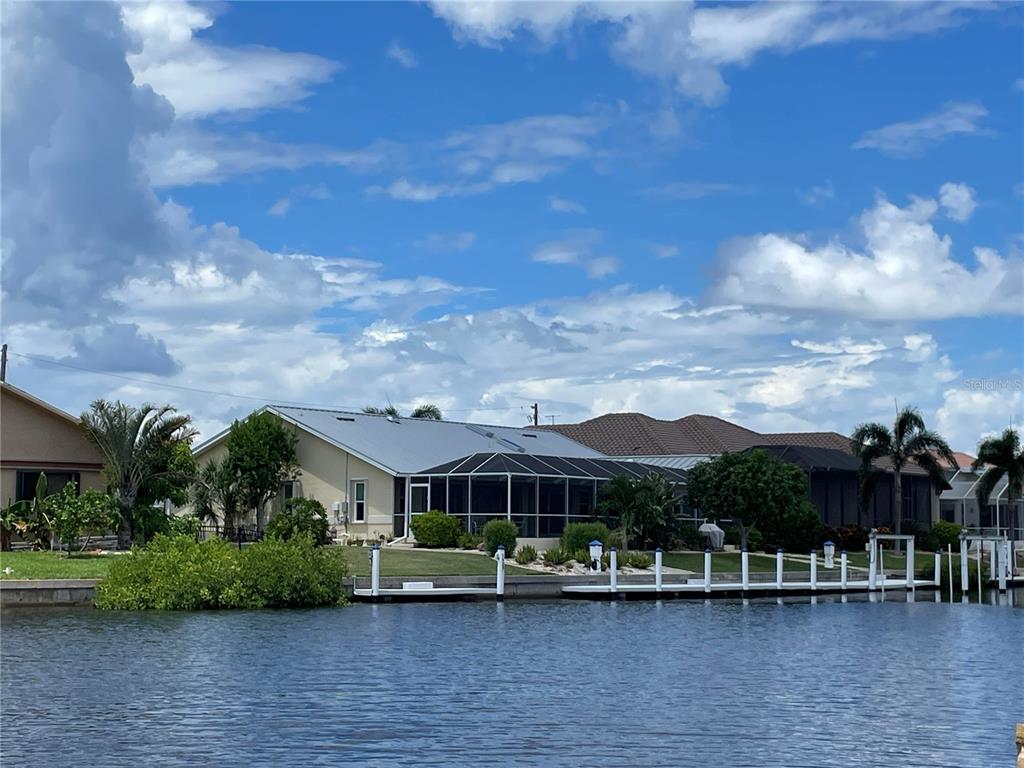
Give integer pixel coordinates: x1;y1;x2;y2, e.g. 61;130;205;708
339;546;538;577
659;551;807;573
0;550;118;580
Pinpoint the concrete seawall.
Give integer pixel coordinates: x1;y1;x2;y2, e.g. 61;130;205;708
1;579;100;607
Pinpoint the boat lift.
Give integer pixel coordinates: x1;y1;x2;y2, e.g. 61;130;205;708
959;531;1012;594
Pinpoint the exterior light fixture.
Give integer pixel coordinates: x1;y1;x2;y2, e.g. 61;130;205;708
588;540;603;573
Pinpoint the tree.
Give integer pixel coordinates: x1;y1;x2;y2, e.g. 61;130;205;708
48;484;119;557
972;428;1023;544
80;400;197;550
685;450;814;552
192;457;240;533
597;474;680;550
5;473;56;550
266;498;331;546
363;403;443;420
852;406;956;551
226;411;299;531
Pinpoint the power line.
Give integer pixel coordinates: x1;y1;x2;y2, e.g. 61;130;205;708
6;350;530;414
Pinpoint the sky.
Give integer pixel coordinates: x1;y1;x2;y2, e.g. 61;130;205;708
1;0;1022;452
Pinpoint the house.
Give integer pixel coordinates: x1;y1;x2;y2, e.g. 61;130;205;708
543;413;942;530
0;382;106;506
936;451;1020;533
193;406;688;544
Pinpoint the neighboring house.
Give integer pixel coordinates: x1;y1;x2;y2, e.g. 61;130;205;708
544;413;941;529
936;451;1020;532
193;406;687;544
0;382;105;506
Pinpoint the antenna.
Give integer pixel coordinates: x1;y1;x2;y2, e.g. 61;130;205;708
546;414;561;425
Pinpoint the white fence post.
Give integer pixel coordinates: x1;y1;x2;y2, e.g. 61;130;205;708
703;549;712;594
741;548;749;592
810;550;817;591
840;550;848;591
496;545;505;601
775;549;784;590
371;543;381;598
609;548;617;594
906;538;915;591
655;548;663;593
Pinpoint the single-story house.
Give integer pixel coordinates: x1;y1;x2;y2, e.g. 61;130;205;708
936;452;1021;533
0;382;106;506
193;406;687;545
543;412;943;529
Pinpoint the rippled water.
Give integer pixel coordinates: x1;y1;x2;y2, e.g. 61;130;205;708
2;595;1021;767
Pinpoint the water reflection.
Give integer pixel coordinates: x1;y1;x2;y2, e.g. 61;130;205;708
2;596;1021;767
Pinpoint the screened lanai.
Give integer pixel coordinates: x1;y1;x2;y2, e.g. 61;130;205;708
940;472;1022;536
392;452;688;539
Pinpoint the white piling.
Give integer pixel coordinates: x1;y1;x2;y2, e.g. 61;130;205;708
868;540;877;591
741;548;750;592
989;541;997;581
496;545;505;601
959;538;969;595
998;540;1007;593
775;549;784;590
880;547;886;596
976;549;982;603
810;550;817;591
840;550;848;591
906;539;915;591
947;544;954;603
703;548;712;594
655;548;663;593
371;544;381;598
609;547;617;594
933;550;941;590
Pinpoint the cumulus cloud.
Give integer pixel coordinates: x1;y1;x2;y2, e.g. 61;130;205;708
67;323;180;376
549;196;586;214
266;184;332;218
938;182;977;222
386;40;418;68
936;387;1023;453
651;243;679;259
431;1;991;105
852;101;989;157
531;229;617;279
712;185;1023;319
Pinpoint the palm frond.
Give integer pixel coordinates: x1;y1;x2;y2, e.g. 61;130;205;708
974;466;1005;510
851;422;892;459
905;429;958;470
913;452;952;494
894;406;925;446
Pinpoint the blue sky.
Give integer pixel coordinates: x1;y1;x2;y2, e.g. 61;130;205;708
2;1;1022;451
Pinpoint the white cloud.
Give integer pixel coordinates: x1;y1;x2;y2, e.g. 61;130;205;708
852;101;989;157
799;179;835;206
549;196;586;214
651;243;679;259
122;1;340;119
267;198;291;217
903;334;938;363
432;1;992;105
266;184;331;218
646;181;752;199
414;232;477;253
585;256;620;279
712;185;1023;319
386;40;418;68
936;387;1023;453
938;182;977;222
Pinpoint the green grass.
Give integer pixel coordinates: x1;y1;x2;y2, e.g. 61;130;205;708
340;546;538;577
659;551;805;573
0;550;117;580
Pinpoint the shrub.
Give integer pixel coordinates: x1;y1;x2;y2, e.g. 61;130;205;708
932;520;962;549
224;535;348;609
409;510;462;548
457;532;484;550
482;519;517;557
569;548;591;565
266;498;331;546
95;533;348;611
96;535;240;611
168;514;202;538
622;551;653;569
48;485;119;555
515;545;537;565
543;547;571;566
826;525;871;552
560;521;610;552
673;524;703;551
723;526;763;552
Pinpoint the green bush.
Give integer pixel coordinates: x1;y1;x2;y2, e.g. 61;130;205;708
515;544;537;565
723;526;764;551
457;532;483;550
95;534;347;611
543;547;571;566
621;551;653;568
266;498;331;546
673;524;703;550
931;520;962;549
409;510;462;548
569;548;591;565
482;519;517;557
560;521;610;552
224;535;348;609
168;514;202;538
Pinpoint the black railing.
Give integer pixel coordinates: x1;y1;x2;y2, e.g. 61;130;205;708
195;525;263;548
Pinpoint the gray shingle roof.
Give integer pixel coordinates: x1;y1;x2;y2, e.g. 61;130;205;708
269;406;604;475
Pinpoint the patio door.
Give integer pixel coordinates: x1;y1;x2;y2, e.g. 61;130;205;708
408;481;430;539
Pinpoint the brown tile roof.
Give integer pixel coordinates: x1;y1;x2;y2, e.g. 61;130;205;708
544;412;930;476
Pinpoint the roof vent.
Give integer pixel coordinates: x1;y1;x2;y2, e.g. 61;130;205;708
386;415;399;424
335;416;355;422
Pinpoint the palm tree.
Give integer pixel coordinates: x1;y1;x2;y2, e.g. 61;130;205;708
852;406;957;551
80;400;197;549
362;403;400;418
972;428;1023;544
191;457;240;534
410;404;442;420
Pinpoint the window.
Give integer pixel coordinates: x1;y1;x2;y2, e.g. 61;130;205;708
16;471;79;502
281;480;300;501
351;480;366;523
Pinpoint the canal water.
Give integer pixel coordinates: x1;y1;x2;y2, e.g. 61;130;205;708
2;595;1021;767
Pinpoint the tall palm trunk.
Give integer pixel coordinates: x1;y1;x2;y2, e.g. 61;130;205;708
116;506;133;550
893;471;902;554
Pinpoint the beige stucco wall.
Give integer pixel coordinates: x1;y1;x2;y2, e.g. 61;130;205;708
193;426;395;538
0;386;106;505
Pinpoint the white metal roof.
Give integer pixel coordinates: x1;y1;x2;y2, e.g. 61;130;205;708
266;406;605;475
611;454;716;470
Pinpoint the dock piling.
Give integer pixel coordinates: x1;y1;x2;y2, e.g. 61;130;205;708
775;549;784;590
371;544;381;598
496;545;505;602
810;550;817;591
741;548;749;593
840;550;848;591
609;548;617;594
906;539;915;592
703;549;712;594
655;548;663;593
933;550;941;590
960;537;969;595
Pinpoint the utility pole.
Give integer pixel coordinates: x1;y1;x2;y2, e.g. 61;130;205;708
531;403;539;427
1;344;7;383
